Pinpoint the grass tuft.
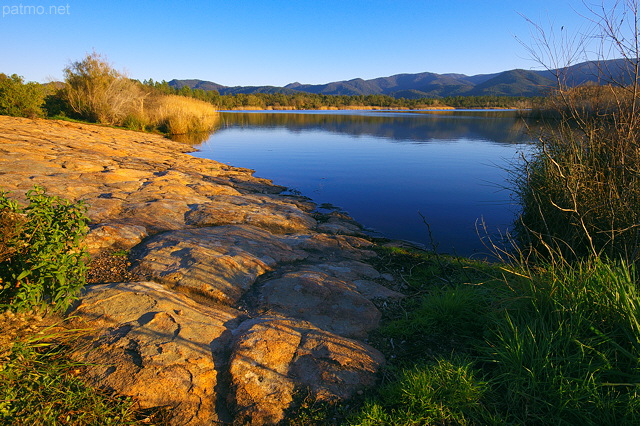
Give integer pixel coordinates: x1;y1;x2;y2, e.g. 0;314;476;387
0;312;141;425
351;357;492;425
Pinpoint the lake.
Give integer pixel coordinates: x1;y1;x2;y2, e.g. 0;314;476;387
192;110;532;258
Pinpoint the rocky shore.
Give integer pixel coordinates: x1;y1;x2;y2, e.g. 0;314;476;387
0;116;405;424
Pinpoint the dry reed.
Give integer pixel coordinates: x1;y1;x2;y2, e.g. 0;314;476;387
144;95;219;135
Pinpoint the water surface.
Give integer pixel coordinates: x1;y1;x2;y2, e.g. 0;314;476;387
193;110;531;257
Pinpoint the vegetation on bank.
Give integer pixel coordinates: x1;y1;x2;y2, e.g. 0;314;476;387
1;70;537;123
0;53;536;130
0;52;219;136
332;247;640;425
514;82;640;265
0;187;156;424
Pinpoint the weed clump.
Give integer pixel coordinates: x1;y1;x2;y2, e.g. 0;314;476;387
0;186;88;313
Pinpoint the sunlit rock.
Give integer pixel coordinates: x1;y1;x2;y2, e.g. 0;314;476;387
131;225;309;304
69;281;242;425
257;270;381;338
228;316;384;425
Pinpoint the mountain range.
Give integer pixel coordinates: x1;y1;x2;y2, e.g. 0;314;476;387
169;59;631;99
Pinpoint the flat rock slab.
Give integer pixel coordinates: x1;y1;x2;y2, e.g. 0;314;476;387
185;194;317;234
257;270;382;338
308;261;406;300
84;222;148;255
131;225;309;304
228;316;384;425
0;116;298;247
285;233;378;263
69;281;242;425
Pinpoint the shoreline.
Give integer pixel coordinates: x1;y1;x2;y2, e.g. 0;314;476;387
226;105;523;111
0;115;403;424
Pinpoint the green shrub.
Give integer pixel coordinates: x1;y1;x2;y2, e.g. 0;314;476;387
42;85;74;118
0;186;89;312
0;73;45;118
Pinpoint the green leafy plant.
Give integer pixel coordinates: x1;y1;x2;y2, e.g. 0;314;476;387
0;186;89;312
0;73;45;118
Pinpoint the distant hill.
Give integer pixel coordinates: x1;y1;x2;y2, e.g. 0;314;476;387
169;79;226;92
168;59;630;99
470;69;555;97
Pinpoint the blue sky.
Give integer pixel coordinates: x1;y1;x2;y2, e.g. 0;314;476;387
0;0;613;86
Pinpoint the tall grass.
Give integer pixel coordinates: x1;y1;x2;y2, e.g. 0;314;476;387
486;259;640;424
354;358;491;425
349;249;640;425
514;86;640;263
0;311;143;424
513;0;640;264
143;94;220;135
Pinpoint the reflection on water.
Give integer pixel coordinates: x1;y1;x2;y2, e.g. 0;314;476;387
218;110;531;144
169;131;217;145
193;110;532;258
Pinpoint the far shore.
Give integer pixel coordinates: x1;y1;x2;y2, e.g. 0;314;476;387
226;105;523;111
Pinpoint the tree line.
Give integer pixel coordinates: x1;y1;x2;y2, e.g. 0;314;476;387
140;79;538;110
